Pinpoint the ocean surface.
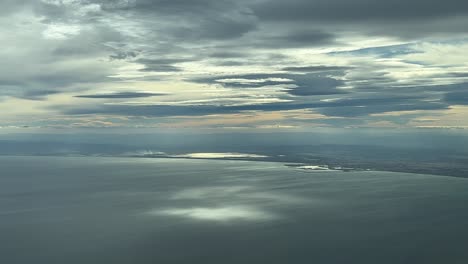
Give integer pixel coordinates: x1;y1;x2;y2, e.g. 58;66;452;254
1;156;468;263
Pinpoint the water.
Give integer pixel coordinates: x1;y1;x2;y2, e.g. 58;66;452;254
1;156;468;263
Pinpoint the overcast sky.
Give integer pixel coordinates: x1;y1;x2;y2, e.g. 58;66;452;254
1;0;468;130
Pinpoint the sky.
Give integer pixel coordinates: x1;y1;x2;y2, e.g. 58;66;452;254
2;0;468;130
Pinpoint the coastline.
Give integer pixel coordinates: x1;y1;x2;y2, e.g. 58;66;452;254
0;153;464;179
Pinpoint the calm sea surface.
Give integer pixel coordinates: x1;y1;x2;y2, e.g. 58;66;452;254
1;156;467;263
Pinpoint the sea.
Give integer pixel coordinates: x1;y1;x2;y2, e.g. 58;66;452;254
1;156;468;263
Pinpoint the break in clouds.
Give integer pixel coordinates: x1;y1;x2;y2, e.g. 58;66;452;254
1;0;468;129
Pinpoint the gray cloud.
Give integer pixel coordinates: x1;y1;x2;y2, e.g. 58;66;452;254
320;102;448;117
2;0;468;128
287;75;346;96
259;30;337;48
1;0;30;15
136;58;193;72
139;65;182;73
191;73;346;96
252;0;468;22
208;51;250;59
426;83;468;93
61;93;446;119
22;90;63;100
171;16;257;41
109;51;138;60
99;0;259;42
444;91;468;105
251;0;468;39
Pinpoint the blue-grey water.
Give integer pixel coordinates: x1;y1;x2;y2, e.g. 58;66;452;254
1;156;468;263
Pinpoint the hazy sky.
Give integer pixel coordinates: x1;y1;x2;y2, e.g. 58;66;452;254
2;0;468;130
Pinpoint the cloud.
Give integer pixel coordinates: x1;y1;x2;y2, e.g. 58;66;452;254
208;51;250;58
0;6;122;99
258;30;337;48
444;91;468;105
281;66;353;73
136;58;185;73
253;0;468;22
191;73;346;96
61;93;446;119
2;0;468;128
251;0;468;39
287;76;346;96
100;0;258;41
319;102;448;117
75;92;167;99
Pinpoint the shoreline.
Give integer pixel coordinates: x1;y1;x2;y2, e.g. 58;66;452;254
0;154;465;179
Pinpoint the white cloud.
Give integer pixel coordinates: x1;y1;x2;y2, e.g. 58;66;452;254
401;42;468;66
42;23;82;40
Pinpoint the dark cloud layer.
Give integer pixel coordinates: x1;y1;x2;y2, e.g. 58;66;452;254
253;0;468;21
136;58;195;72
444;91;468;105
62;94;448;118
260;30;337;48
191;73;346;96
